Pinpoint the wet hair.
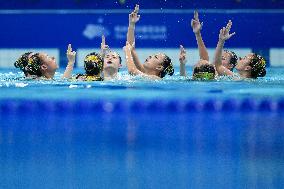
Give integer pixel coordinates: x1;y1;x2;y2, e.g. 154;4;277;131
160;55;174;78
224;50;238;70
14;52;43;77
249;53;266;78
84;52;104;75
193;63;216;80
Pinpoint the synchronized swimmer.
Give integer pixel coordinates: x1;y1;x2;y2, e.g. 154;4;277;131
14;5;266;81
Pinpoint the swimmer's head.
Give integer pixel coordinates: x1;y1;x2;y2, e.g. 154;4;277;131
235;53;266;78
14;52;57;78
103;51;122;72
222;50;238;71
193;60;216;80
84;52;104;75
144;53;174;78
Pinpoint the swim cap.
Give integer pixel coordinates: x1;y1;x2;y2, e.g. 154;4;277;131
193;72;215;80
75;74;103;81
160;55;174;78
250;54;266;78
84;52;103;75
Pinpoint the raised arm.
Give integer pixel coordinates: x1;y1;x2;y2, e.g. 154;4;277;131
213;20;235;76
179;45;187;76
191;11;209;61
124;42;140;76
127;4;140;46
127;5;145;72
130;47;146;73
62;44;76;79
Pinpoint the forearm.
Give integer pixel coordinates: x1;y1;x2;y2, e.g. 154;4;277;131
213;40;233;76
127;23;135;45
180;63;186;76
125;48;138;75
131;49;145;73
195;32;209;61
62;62;74;79
213;39;225;68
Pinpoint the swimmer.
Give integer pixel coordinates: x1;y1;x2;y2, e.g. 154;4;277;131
126;4;174;79
190;11;216;80
213;20;266;79
14;51;59;79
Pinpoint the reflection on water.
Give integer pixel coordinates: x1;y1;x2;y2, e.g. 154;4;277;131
0;112;284;188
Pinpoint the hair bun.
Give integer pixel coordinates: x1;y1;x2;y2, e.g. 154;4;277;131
258;68;266;77
14;52;33;71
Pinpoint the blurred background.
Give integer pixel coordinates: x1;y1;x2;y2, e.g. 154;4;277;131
0;0;283;68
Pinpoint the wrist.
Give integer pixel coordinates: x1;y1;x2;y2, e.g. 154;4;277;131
68;60;75;65
218;38;226;43
129;23;135;27
194;31;201;36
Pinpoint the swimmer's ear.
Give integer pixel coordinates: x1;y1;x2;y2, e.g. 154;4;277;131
245;65;251;71
156;65;163;71
41;64;48;71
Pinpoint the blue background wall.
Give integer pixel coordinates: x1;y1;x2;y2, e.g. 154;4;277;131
0;0;283;67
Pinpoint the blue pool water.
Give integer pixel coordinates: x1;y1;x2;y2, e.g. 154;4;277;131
1;68;284;189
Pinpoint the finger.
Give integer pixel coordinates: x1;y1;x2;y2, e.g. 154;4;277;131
137;15;140;20
134;4;139;13
229;32;236;38
67;44;72;53
194;10;199;21
191;19;194;27
226;20;232;30
101;35;105;46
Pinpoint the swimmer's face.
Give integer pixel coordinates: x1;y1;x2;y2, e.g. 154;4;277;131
235;53;253;72
38;53;58;73
144;53;166;70
222;51;233;70
104;52;121;71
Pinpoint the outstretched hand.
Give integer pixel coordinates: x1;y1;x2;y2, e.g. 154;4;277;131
191;11;203;34
179;45;187;64
66;44;76;64
129;4;140;25
219;20;236;41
